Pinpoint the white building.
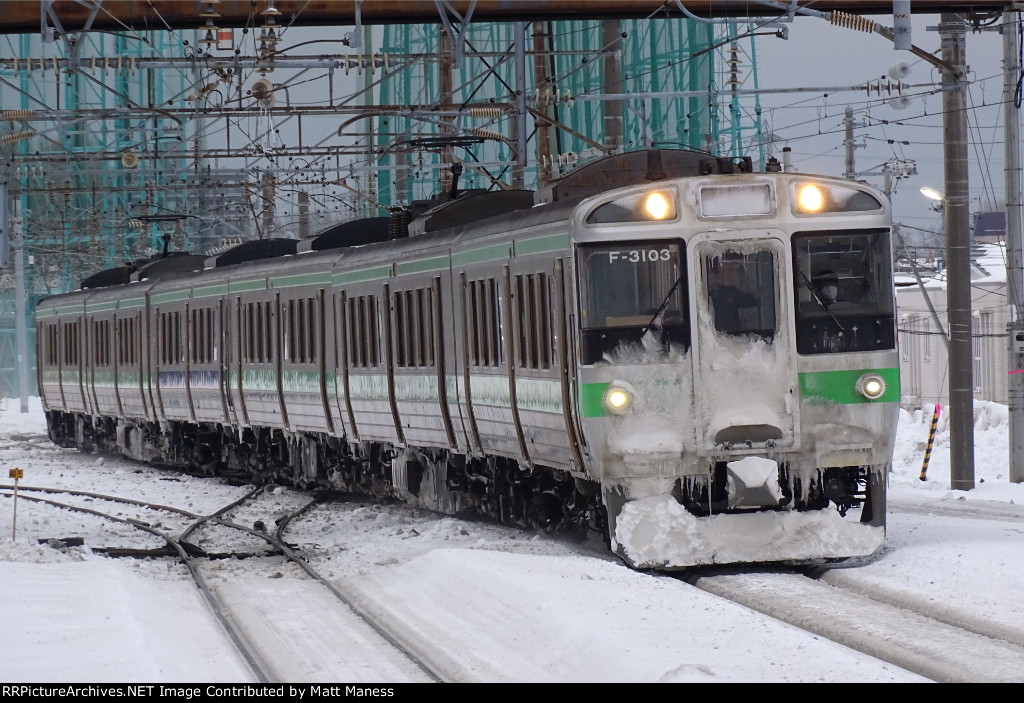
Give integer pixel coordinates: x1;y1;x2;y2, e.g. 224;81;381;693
896;243;1009;410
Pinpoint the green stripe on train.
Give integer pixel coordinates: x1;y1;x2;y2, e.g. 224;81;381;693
579;382;611;418
798;367;900;404
579;366;900;418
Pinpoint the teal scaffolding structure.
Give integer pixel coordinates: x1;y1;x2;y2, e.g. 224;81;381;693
0;29;192;396
372;18;764;208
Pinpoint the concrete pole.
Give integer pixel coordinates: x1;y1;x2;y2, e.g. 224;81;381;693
513;21;528;189
532;21;553;186
1004;9;1024;484
439;27;455;195
941;13;975;491
298;191;309;240
844;106;855;179
14;215;28;412
601;20;623;154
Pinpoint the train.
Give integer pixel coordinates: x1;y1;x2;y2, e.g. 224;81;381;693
35;148;900;570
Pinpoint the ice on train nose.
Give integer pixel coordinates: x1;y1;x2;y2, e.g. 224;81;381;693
726;456;783;509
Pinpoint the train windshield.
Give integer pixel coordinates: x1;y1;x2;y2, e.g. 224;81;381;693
792;229;896;354
704;250;777;339
577;240;688;364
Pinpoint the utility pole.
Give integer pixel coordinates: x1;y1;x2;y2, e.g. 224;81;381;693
941;13;975;491
844;106;857;178
1005;7;1024;485
602;20;623;154
513;21;528;189
13;214;28;413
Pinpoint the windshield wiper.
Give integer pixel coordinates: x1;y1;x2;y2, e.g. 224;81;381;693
797;270;845;330
641;275;684;337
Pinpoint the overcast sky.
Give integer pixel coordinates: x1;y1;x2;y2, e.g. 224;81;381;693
751;11;1011;240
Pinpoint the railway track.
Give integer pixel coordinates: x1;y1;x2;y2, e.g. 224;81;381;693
0;483;441;682
685;568;1024;683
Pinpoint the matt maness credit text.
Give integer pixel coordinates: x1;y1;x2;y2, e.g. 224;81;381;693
2;687;395;698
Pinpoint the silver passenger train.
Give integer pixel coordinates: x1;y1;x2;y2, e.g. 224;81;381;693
36;149;899;569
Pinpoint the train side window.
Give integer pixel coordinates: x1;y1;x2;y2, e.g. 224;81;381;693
393;287;434;369
284;299;294;362
307;297;317;364
348;294;380;368
468;278;500;367
189;308;213;364
159;314;166;365
159;311;180;365
253;301;273;363
62;321;80;366
422;287;434;367
208;308;215;363
264;301;273;362
242;303;250;363
45;324;57;366
92;319;110;367
515;272;552;370
101;320;110;367
190;310;197;364
393;290;405;368
297;298;304;363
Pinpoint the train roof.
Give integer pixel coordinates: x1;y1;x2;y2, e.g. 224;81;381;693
535;148;751;204
78;252;206;290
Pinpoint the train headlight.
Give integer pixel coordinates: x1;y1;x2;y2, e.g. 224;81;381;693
644;192;672;220
603;381;636;415
586;189;677;224
856;372;887;400
796;185;824;213
792;182;884;215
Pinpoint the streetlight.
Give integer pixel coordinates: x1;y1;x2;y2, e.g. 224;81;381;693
920;186;945;211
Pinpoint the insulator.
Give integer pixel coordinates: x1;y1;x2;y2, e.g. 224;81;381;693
0;131;32;145
383;52;389;72
2;110;33;120
467;128;504;142
467;107;501;118
829;11;876;33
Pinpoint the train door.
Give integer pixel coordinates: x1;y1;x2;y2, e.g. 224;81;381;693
689;233;799;453
554;258;587;472
153;306;166;423
230;296;250;426
381;283;405;445
135;311;149;419
221;297;237;426
335;290;356;438
502;264;531;465
184;301;196;423
86;314;99;415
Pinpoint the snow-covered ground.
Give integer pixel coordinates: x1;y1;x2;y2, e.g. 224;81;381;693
1;397;1022;683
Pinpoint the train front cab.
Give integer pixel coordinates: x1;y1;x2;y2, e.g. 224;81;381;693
572;174;899;569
